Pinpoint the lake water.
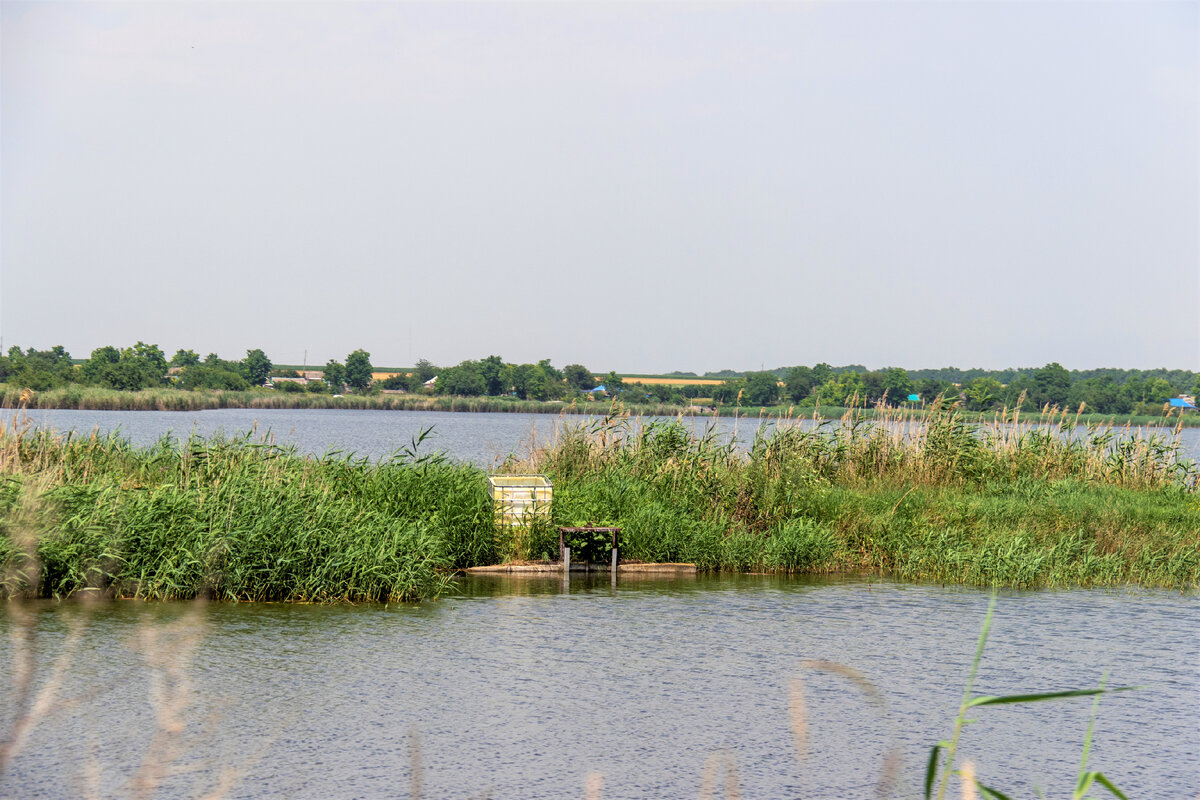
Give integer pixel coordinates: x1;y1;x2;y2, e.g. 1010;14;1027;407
14;407;1200;466
0;577;1195;799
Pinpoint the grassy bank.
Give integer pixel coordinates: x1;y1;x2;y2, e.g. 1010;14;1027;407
0;384;696;417
1;404;1196;602
715;401;1200;428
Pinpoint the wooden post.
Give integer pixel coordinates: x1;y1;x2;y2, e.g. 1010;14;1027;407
563;546;571;574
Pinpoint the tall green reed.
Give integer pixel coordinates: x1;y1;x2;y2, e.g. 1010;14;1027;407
509;403;1199;586
0;419;498;602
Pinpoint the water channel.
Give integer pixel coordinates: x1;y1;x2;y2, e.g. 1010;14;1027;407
14;406;1200;466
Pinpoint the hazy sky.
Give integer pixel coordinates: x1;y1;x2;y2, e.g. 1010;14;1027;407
2;1;1196;372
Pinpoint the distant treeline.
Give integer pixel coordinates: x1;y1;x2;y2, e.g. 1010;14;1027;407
1;344;1196;416
707;363;1199;416
648;363;1199;415
0;343;375;395
0;345;627;403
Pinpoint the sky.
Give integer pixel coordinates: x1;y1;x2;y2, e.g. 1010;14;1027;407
2;1;1197;373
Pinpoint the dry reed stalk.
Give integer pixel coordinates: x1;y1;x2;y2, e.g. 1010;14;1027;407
802;659;899;800
0;605;89;774
788;675;808;762
960;760;976;800
410;728;424;800
125;602;207;800
698;750;741;800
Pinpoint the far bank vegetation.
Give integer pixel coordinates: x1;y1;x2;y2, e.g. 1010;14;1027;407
1;344;1198;424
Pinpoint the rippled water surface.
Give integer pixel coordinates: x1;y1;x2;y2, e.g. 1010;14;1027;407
16;407;1200;465
1;577;1196;799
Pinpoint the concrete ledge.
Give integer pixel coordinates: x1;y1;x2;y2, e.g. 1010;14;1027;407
464;562;697;576
464;564;561;574
618;563;697;575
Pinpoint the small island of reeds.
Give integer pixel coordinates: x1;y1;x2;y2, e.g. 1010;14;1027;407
1;403;1196;602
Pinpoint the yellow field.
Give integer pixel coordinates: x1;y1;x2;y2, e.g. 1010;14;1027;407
609;376;725;386
368;371;726;387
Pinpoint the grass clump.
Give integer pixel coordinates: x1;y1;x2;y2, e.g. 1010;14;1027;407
509;402;1199;587
0;420;498;602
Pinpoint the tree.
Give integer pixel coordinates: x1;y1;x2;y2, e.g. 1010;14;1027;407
344;349;373;392
179;365;249;391
101;360;150;391
744;371;781;406
537;359;567;400
413;359;438;384
129;342;167;377
80;342;166;390
880;367;915;405
711;379;743;405
202;352;242;374
785;366;814;403
1141;377;1174;404
1031;362;1071;409
171;349;200;367
600;372;624;394
243;349;273;386
507;363;546;400
80;346;121;384
1067;376;1129;414
323;360;346;391
436;361;486;396
918;378;957;405
380;374;410;391
0;345;74;390
964;377;1003;411
815;372;866;406
563;364;595;393
811;363;833;386
479;355;506;395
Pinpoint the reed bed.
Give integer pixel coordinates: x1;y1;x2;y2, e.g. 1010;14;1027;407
0;384;698;417
0;419;498;602
8;382;1197;429
508;402;1200;587
1;399;1196;602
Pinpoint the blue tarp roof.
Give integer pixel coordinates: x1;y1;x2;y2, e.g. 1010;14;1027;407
590;385;606;392
1168;398;1196;409
907;394;920;402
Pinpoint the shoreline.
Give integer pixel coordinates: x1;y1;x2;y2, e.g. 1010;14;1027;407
4;384;1198;428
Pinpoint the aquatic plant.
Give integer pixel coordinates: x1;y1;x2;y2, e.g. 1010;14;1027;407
513;402;1200;587
0;419;492;602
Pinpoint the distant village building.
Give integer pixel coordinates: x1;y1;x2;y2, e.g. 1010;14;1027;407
270;370;324;386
